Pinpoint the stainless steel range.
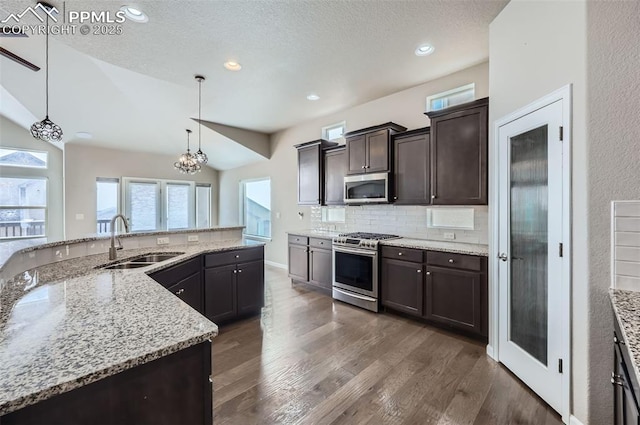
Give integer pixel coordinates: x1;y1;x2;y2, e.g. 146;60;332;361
332;232;400;312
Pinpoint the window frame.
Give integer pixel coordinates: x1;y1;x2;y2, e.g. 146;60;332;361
0;147;48;169
322;121;346;142
239;177;272;241
426;83;476;112
196;183;212;229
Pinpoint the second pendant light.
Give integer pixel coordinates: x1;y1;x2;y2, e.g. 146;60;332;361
193;75;208;165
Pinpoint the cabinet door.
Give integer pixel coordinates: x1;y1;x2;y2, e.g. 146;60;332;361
167;272;202;314
288;243;309;282
298;145;321;205
380;258;423;317
614;344;640;425
236;261;265;315
308;247;332;289
204;264;236;323
431;105;487;205
394;132;430;204
366;129;390;173
324;148;346;205
346;134;367;174
425;266;483;335
149;257;202;289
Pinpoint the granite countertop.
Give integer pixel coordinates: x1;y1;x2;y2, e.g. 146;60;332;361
610;289;640;386
380;239;488;256
0;239;262;416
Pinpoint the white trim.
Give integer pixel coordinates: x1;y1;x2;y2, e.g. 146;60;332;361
492;84;572;424
265;260;287;270
486;344;496;360
569;415;585;425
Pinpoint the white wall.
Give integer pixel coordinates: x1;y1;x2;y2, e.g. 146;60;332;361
490;0;590;422
64;144;219;239
0;116;64;242
218;62;489;265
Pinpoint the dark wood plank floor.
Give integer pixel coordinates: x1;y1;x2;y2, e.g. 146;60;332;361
213;265;562;425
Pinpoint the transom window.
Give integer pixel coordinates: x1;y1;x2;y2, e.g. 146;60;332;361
0;148;48;169
322;122;346;141
426;83;476;112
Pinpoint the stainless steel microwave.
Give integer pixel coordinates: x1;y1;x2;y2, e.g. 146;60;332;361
344;172;389;204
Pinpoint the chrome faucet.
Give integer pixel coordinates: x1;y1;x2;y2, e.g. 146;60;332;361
109;214;130;260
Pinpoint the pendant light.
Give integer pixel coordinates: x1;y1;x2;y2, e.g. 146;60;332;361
174;129;201;174
30;2;63;143
193;75;208;165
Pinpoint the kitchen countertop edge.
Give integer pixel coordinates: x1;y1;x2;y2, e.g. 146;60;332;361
610;289;640;390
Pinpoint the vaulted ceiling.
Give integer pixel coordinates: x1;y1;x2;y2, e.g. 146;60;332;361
0;0;508;170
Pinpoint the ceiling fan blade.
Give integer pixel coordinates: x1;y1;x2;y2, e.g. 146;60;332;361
0;47;40;71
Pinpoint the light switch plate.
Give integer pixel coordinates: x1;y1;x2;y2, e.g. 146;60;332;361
444;232;456;240
157;237;170;245
188;235;199;242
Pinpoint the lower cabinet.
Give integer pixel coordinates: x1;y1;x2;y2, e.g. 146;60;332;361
149;257;203;314
288;234;333;291
167;272;203;313
380;247;488;338
613;319;640;425
204;248;265;324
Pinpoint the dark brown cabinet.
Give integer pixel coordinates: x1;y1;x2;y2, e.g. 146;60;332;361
323;146;347;205
295;139;338;205
393;128;430;205
203;247;265;324
288;234;332;291
167;272;203;313
380;246;487;339
426;97;488;205
613;318;640;425
345;122;407;175
149;256;203;314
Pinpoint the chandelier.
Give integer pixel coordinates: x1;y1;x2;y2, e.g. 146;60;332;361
193;75;208;164
174;129;201;174
30;2;63;142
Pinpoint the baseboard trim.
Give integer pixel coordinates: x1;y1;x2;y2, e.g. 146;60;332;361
486;344;497;360
569;415;585;425
265;260;287;270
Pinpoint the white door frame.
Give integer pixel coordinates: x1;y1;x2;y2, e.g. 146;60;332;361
489;85;572;424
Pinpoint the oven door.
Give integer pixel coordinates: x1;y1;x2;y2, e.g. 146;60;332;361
332;245;378;298
344;172;388;204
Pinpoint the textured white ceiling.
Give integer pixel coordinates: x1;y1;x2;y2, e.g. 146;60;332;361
0;0;508;170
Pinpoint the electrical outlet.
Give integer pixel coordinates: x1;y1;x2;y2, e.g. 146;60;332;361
75;213;84;220
188;235;199;242
443;232;456;240
157;237;170;245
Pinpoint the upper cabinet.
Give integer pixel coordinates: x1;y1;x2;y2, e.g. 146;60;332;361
393;127;431;205
323;145;347;205
426;97;488;205
294;139;338;205
344;122;407;175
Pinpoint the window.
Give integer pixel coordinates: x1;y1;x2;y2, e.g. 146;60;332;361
196;184;211;229
322;122;346;141
96;178;119;234
0;148;48;169
241;178;271;239
121;178;205;232
426;83;475;112
0;177;47;239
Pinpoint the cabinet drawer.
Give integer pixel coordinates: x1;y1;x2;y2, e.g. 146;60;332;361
205;247;264;268
426;251;482;271
288;234;309;246
309;237;331;249
381;246;423;262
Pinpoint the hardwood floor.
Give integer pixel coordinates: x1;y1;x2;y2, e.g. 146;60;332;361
212;265;561;425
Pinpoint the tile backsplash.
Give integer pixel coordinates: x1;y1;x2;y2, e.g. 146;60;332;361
310;205;488;244
612;201;640;291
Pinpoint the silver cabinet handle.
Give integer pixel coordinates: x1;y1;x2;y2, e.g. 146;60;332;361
426;271;431;275
361;165;366;169
319;241;324;245
235;255;240;259
175;288;185;295
233;270;237;274
417;269;422;273
498;253;508;262
614;335;626;345
612;372;624;386
448;259;454;263
398;252;403;256
431;195;436;199
238;269;243;273
393;196;398;200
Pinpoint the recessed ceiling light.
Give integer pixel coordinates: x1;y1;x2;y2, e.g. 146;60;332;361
120;6;149;23
223;61;242;71
75;131;92;139
306;94;320;101
415;44;435;56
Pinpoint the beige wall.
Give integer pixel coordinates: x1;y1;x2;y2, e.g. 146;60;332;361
218;62;489;265
64;144;219;239
490;0;590;422
586;1;640;423
0;116;64;241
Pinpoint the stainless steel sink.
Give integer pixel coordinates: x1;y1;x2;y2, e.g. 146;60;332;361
103;262;150;270
99;252;184;270
132;254;181;263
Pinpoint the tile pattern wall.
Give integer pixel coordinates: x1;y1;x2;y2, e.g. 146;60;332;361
613;201;640;291
311;205;488;244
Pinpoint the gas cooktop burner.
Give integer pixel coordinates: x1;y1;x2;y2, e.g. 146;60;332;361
338;232;400;241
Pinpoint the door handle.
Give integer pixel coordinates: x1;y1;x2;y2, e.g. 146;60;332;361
498;253;508;262
611;372;624;386
175;288;185;295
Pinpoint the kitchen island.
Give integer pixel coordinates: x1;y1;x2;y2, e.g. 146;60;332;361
0;239;263;424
